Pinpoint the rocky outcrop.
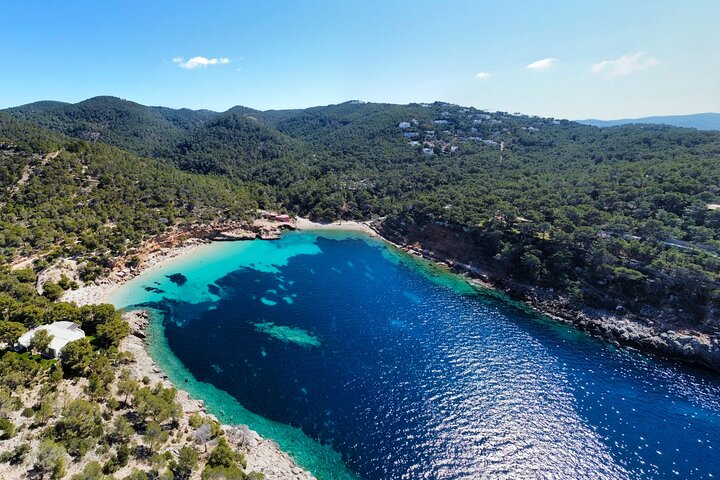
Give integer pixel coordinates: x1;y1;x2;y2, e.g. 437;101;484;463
377;217;720;373
225;426;315;480
523;294;720;371
121;311;317;480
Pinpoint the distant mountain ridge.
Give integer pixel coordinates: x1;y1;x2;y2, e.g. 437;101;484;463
578;113;720;131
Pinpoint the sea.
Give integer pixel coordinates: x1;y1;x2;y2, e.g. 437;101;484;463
109;231;720;479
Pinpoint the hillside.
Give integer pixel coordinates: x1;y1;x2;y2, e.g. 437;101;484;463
578;112;720;131
6;97;219;158
0;112;258;277
168;109;309;181
3;99;720;336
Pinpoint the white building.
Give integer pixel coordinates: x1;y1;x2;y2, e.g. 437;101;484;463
398;122;411;129
16;321;85;358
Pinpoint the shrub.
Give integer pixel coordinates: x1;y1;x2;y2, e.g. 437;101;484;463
59;338;94;377
0;320;27;345
54;398;104;457
122;469;148;480
0;417;16;439
95;317;130;349
34;440;67;480
43;282;65;301
70;460;106;480
0;442;31;465
168;446;198;480
144;421;169;453
13;268;37;284
30;329;54;356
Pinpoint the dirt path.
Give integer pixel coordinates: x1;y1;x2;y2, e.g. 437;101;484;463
7;149;61;196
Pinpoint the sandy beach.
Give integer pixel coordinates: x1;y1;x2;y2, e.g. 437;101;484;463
292;217;379;236
59;226;320;479
61;238;210;307
63;216;378;307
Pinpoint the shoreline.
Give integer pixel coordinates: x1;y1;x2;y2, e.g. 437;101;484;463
374;219;720;373
64;214;720;374
62;216;377;307
57;215;719;478
60;218;370;480
120;310;316;480
61;239;210;306
293;217;379;236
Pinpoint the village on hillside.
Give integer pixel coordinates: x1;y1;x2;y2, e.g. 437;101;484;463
396;103;563;156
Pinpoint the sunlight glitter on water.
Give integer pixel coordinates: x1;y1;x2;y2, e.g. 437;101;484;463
112;231;720;480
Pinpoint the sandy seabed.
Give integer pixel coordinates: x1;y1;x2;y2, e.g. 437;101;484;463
58;218;373;479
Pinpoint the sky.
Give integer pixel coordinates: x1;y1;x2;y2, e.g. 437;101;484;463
1;0;718;119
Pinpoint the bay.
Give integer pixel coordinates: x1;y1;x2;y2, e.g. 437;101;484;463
110;231;720;479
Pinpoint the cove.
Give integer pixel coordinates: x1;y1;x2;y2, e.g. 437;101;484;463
109;231;720;479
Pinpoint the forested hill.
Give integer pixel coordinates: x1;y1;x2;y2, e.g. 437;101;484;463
6;97;218;158
3;98;720;328
0;112;258;279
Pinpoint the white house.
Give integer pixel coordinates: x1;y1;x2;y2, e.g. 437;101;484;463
16;321;85;358
398;122;411;129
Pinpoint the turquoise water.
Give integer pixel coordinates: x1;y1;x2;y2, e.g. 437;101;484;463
110;231;720;479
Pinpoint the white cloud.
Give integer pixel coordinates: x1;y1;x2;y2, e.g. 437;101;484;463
526;58;557;70
173;56;231;69
591;52;659;77
475;71;492;79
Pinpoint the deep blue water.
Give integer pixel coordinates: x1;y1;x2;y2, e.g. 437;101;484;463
114;232;720;479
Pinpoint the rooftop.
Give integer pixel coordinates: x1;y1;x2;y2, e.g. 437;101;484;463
16;321;86;357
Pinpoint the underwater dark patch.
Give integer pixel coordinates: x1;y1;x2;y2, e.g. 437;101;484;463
166;273;188;286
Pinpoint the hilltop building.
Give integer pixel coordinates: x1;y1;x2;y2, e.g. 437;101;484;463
16;321;85;358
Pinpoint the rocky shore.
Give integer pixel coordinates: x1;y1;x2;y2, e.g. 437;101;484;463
122;311;316;480
375;218;720;373
55;217;317;479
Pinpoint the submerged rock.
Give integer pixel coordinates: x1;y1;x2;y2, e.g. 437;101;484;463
166;272;188;286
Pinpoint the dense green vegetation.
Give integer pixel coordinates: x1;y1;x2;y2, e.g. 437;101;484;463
0;112;259;278
3;97;720;326
0;268;263;479
6;97;217;159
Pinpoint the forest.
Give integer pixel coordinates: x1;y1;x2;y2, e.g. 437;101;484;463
3;97;720;327
0;265;263;480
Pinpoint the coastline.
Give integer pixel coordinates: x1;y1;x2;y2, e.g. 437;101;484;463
61;224;321;479
57;215;719;478
374;218;720;373
293;217;378;236
61;239;209;307
120;310;315;480
60;218;366;480
65;214;720;375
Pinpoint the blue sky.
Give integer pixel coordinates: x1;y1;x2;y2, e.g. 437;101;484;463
2;0;718;119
